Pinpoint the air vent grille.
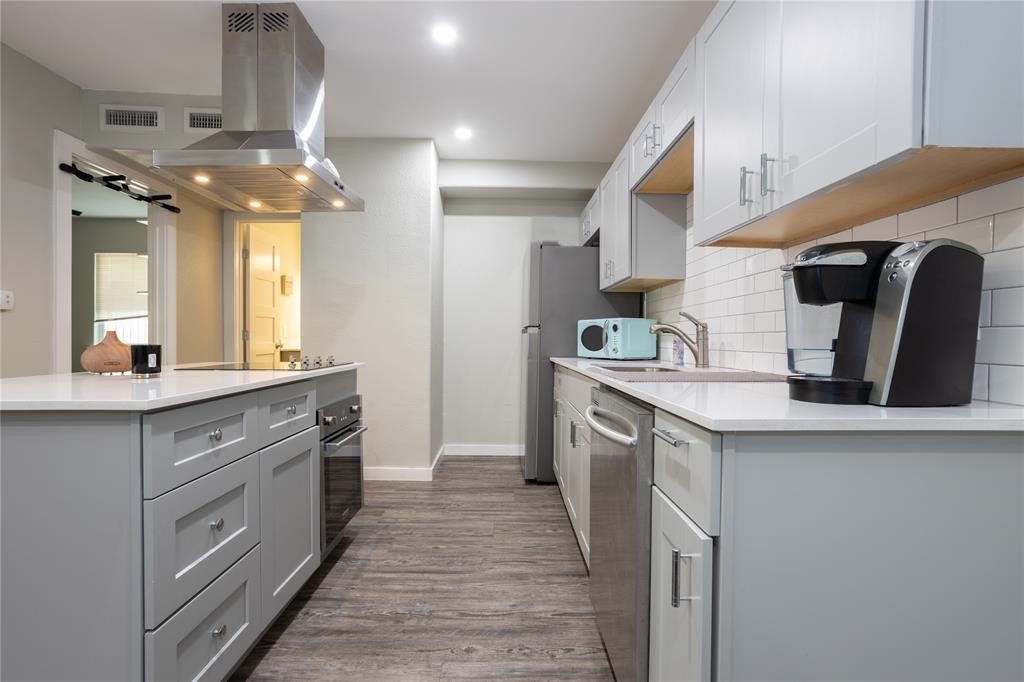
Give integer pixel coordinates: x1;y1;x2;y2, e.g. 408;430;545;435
100;104;164;132
262;11;289;32
227;11;255;32
186;109;223;132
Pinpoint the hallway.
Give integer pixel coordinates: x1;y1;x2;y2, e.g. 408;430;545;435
233;456;614;681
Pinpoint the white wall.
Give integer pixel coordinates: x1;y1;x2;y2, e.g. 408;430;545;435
302;138;443;477
428;144;445;462
0;45;84;377
647;176;1024;405
175;194;224;364
443;211;578;450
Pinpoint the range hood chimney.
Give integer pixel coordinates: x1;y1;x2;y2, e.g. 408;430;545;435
152;3;363;213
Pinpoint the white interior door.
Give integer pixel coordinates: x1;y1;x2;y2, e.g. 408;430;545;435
248;225;282;368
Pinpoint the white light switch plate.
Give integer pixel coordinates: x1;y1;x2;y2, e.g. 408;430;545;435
0;290;14;311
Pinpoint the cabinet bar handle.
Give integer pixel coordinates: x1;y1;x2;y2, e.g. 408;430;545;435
570;420;578;448
653;427;690;448
210;624;227;638
671;549;681;607
209;427;223;442
652;125;662;152
760;153;776;196
739;166;754;206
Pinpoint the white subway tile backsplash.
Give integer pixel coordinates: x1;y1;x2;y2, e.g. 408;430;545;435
992;287;1024;327
816;229;853;245
926;216;993;254
972;364;989;401
989;365;1024;405
897;198;957;236
957;176;1024;222
651;177;1023;404
852;215;898;241
976;327;1024;365
979;290;992;327
983;248;1024;289
993;208;1024;251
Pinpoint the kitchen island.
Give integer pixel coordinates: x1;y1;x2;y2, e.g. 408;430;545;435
1;363;361;682
552;358;1024;682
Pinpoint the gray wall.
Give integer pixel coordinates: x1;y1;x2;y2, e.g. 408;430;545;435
429;144;445;462
175;194;224;364
70;218;149;371
0;44;84;377
302;138;443;474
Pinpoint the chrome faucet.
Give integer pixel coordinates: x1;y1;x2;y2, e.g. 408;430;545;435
649;311;710;368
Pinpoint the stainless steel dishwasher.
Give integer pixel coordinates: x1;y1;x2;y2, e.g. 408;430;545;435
584;386;654;682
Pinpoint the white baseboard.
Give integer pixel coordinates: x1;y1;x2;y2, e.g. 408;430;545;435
443;443;524;456
364;445;445;482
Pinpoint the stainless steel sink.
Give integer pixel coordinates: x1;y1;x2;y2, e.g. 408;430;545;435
599;366;679;373
593;364;786;383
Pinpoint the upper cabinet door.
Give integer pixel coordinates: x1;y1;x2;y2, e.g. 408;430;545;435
693;0;773;245
630;103;659;188
656;39;697;153
609;144;632;286
770;0;923;207
598;171;615;289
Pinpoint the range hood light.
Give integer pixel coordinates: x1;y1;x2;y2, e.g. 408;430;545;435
249;200;263;208
193;174;210;184
295;173;309;182
332;199;345;208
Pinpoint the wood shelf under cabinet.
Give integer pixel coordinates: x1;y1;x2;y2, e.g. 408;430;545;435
713;146;1024;249
635;128;694;195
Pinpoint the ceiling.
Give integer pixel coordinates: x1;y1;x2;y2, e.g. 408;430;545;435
1;1;713;162
72;180;149;219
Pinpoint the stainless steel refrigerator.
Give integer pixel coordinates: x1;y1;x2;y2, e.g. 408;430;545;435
520;243;642;482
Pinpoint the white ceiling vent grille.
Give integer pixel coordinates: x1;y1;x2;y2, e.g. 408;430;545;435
99;104;164;132
185;108;223;133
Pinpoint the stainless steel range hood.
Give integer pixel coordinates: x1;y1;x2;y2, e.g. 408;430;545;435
152;3;363;213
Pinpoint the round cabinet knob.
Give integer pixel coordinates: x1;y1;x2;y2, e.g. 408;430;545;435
209;517;224;531
287;404;298;415
210;624;227;638
209;428;223;442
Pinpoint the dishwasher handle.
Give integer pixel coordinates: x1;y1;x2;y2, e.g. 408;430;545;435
584;405;638;449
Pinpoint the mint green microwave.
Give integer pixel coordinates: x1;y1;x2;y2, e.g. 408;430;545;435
577;318;657;359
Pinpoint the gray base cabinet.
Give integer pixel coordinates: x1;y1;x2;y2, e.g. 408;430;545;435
647;409;1024;682
0;377;344;682
259;426;321;622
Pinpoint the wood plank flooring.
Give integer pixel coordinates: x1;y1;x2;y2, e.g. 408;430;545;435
232;456;614;681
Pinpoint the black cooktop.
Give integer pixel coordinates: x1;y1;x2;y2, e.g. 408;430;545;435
176;362;352;371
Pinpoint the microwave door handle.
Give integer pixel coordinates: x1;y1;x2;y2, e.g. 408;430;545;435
323;426;368;454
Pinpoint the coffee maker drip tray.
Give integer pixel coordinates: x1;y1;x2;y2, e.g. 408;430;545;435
787;376;873;405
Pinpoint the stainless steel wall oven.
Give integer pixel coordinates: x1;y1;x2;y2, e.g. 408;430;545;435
318;394;365;554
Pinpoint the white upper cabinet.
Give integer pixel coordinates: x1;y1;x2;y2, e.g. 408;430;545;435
654;40;696;156
599;143;631;289
693;0;1023;247
770;1;922;207
629;103;659;189
693;0;774;244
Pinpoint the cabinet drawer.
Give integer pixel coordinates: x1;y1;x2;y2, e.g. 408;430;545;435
257;381;316;449
145;547;261;682
652;409;721;536
143;392;259;498
144;454;260;628
559;368;599;417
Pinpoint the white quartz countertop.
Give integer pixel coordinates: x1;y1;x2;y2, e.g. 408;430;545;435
0;363;363;412
552;358;1024;432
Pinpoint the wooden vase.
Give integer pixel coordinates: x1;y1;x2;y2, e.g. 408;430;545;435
80;331;132;374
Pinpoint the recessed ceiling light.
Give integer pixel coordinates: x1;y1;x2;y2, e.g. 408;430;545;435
332;199;345;208
193;174;210;184
249;200;262;208
432;23;457;46
295;173;309;182
454;126;473;141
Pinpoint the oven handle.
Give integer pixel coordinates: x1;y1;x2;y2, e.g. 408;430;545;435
323;425;368;453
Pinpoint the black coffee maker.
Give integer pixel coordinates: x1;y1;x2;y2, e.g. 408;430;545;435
781;239;984;406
